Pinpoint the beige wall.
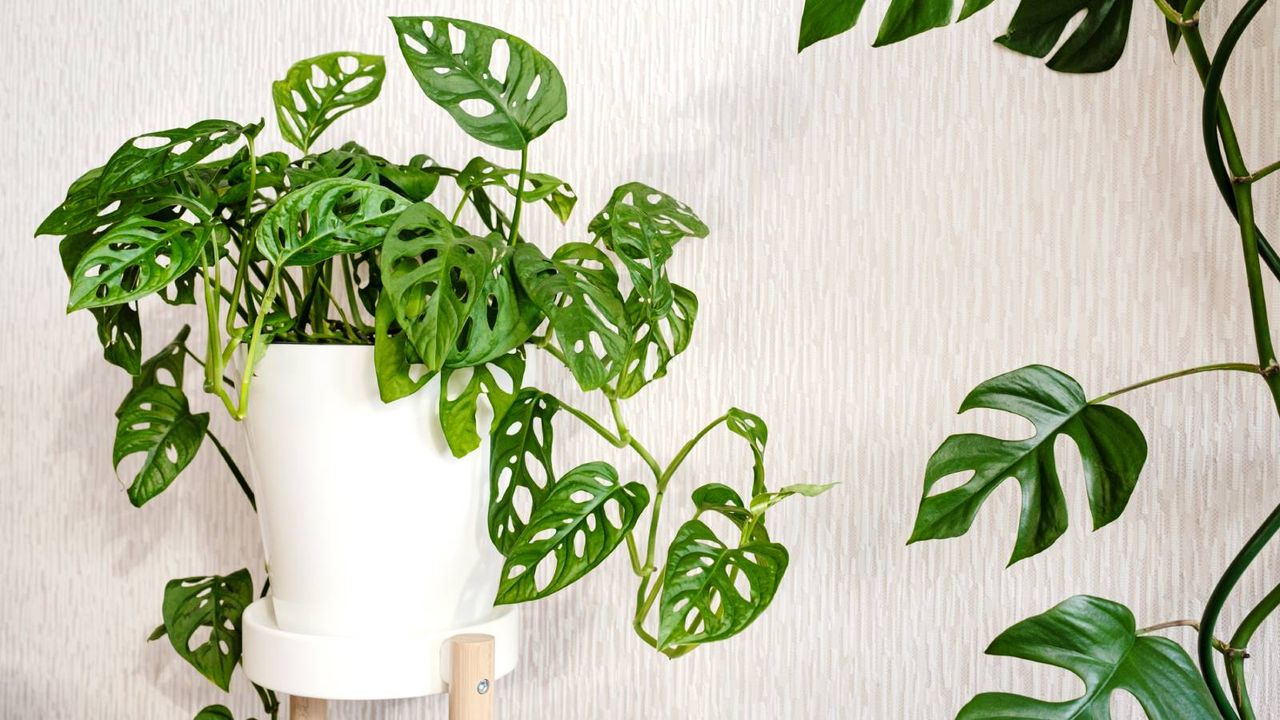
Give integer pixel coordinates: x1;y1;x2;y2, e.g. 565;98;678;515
3;1;1279;717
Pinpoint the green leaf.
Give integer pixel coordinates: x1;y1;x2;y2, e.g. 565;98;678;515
38;170;204;238
1165;0;1187;52
147;623;168;642
496;461;648;604
373;290;433;403
255;178;409;266
66;217;214;311
489;388;559;554
513;242;629;391
657;520;788;651
911;364;1147;564
58;231;144;374
273;52;386;153
726;408;769;496
114;384;209;507
97;119;252;199
615;284;697;399
875;0;955;46
439;352;526;458
798;0;868;51
446;259;543;367
128;325;191;396
379;202;503;372
958;595;1217;719
457;157;577;223
749;483;836;518
391;16;567;150
691;483;769;542
194;706;235;720
162;569;252;692
379;154;444;202
588;182;708;318
995;0;1135;74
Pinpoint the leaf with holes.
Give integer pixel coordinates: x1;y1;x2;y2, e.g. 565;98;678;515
97;119;253;199
374;290;434;403
114;385;208;507
958;595;1216;718
615;284;697;398
489;388;559;554
513;242;629;391
58;230;144;374
380;202;503;372
496;461;648;604
692;483;769;542
726;408;769;496
439;352;526;458
912;364;1147;564
457;157;577;223
446;259;543;367
287;143;386;188
657;519;788;651
995;0;1134;74
127;325;191;399
37;165;212;238
66;216;213;311
391;16;568;150
588;182;708;318
380;153;445;202
255;178;409;266
161;569;252;692
273;52;386;153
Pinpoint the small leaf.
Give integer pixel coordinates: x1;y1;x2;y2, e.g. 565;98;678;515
391;16;568;150
255;178;409;266
273;52;386;153
995;0;1135;74
874;0;955;46
194;706;235;720
657;520;788;651
67;217;214;311
59;231;145;373
489;388;559;554
380;154;444;202
439;352;526;458
691;483;769;542
958;595;1217;718
513;242;629;391
911;365;1147;564
457;157;577;223
114;385;209;507
373;290;433;403
798;0;869;51
446;258;543;367
749;483;836;518
147;623;168;642
380;202;503;372
97;119;251;198
162;569;252;692
726;408;769;496
615;284;697;399
496;462;648;604
128;325;191;397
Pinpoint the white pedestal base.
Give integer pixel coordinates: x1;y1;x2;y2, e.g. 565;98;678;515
241;599;519;700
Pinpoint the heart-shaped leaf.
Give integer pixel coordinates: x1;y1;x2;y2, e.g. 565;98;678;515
379;202;503;372
727;408;769;496
657;519;788;651
273;52;386;153
97;119;252;199
457;157;577;223
513;242;629;391
958;595;1216;719
114;384;209;507
489;388;559;554
995;0;1134;74
391;16;567;150
798;0;869;52
161;569;252;692
588;183;708;317
911;364;1147;564
255;178;409;266
67;216;214;311
496;461;648;604
615;284;697;398
373;290;434;403
439;352;526;458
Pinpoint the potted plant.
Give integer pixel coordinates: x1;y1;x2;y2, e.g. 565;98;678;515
40;15;829;719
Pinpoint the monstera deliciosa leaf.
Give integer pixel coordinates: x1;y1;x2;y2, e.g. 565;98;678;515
959;595;1217;718
489;388;559;554
391;16;568;150
912;365;1147;564
255;178;409;266
496;461;648;604
161;569;253;692
66;217;215;311
273;52;386;153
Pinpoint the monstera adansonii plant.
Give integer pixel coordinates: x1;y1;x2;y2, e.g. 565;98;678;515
38;16;830;719
800;0;1278;717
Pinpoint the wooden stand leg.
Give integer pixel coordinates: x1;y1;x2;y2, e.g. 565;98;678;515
448;634;494;720
290;696;327;720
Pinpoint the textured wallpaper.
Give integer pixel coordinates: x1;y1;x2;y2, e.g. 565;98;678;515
3;1;1280;718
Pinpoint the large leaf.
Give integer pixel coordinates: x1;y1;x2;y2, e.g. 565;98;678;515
255;178;409;266
457;157;577;223
958;595;1216;718
96;119;251;199
615;284;697;398
161;569;253;692
391;16;567;150
38;168;214;238
273;52;386;153
495;462;648;604
587;182;708;318
798;0;869;52
446;259;543;367
995;0;1134;74
114;384;209;507
513;242;629;391
379;202;503;372
910;365;1147;564
657;519;788;651
373;290;433;403
489;388;559;554
439;352;526;458
66;216;213;311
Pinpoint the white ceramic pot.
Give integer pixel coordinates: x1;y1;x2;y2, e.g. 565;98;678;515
242;343;501;637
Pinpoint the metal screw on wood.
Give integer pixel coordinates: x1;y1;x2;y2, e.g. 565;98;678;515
477;679;490;695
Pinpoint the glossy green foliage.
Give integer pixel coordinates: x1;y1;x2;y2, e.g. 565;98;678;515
496;462;648;604
457;157;577;223
691;483;769;542
446;259;543;368
114;385;209;507
959;596;1217;718
489;388;561;554
255;178;409;266
392;16;567;150
798;0;867;51
373;290;433;403
57;229;144;374
66;216;214;311
96;119;253;198
288;142;443;202
615;285;697;398
273;52;386;153
912;365;1147;564
439;352;525;458
194;706;242;720
657;519;788;652
161;569;252;692
727;408;769;495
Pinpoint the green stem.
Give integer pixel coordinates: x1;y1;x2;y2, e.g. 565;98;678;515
340;254;370;333
1237;160;1280;186
234;265;281;420
226;136;258;335
451;190;470;224
1088;363;1261;404
1227;582;1280;719
507;147;529;244
641;414;731;576
206;429;255;511
559;400;624;447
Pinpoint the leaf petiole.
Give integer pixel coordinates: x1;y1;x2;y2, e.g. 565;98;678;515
1088;362;1261;404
